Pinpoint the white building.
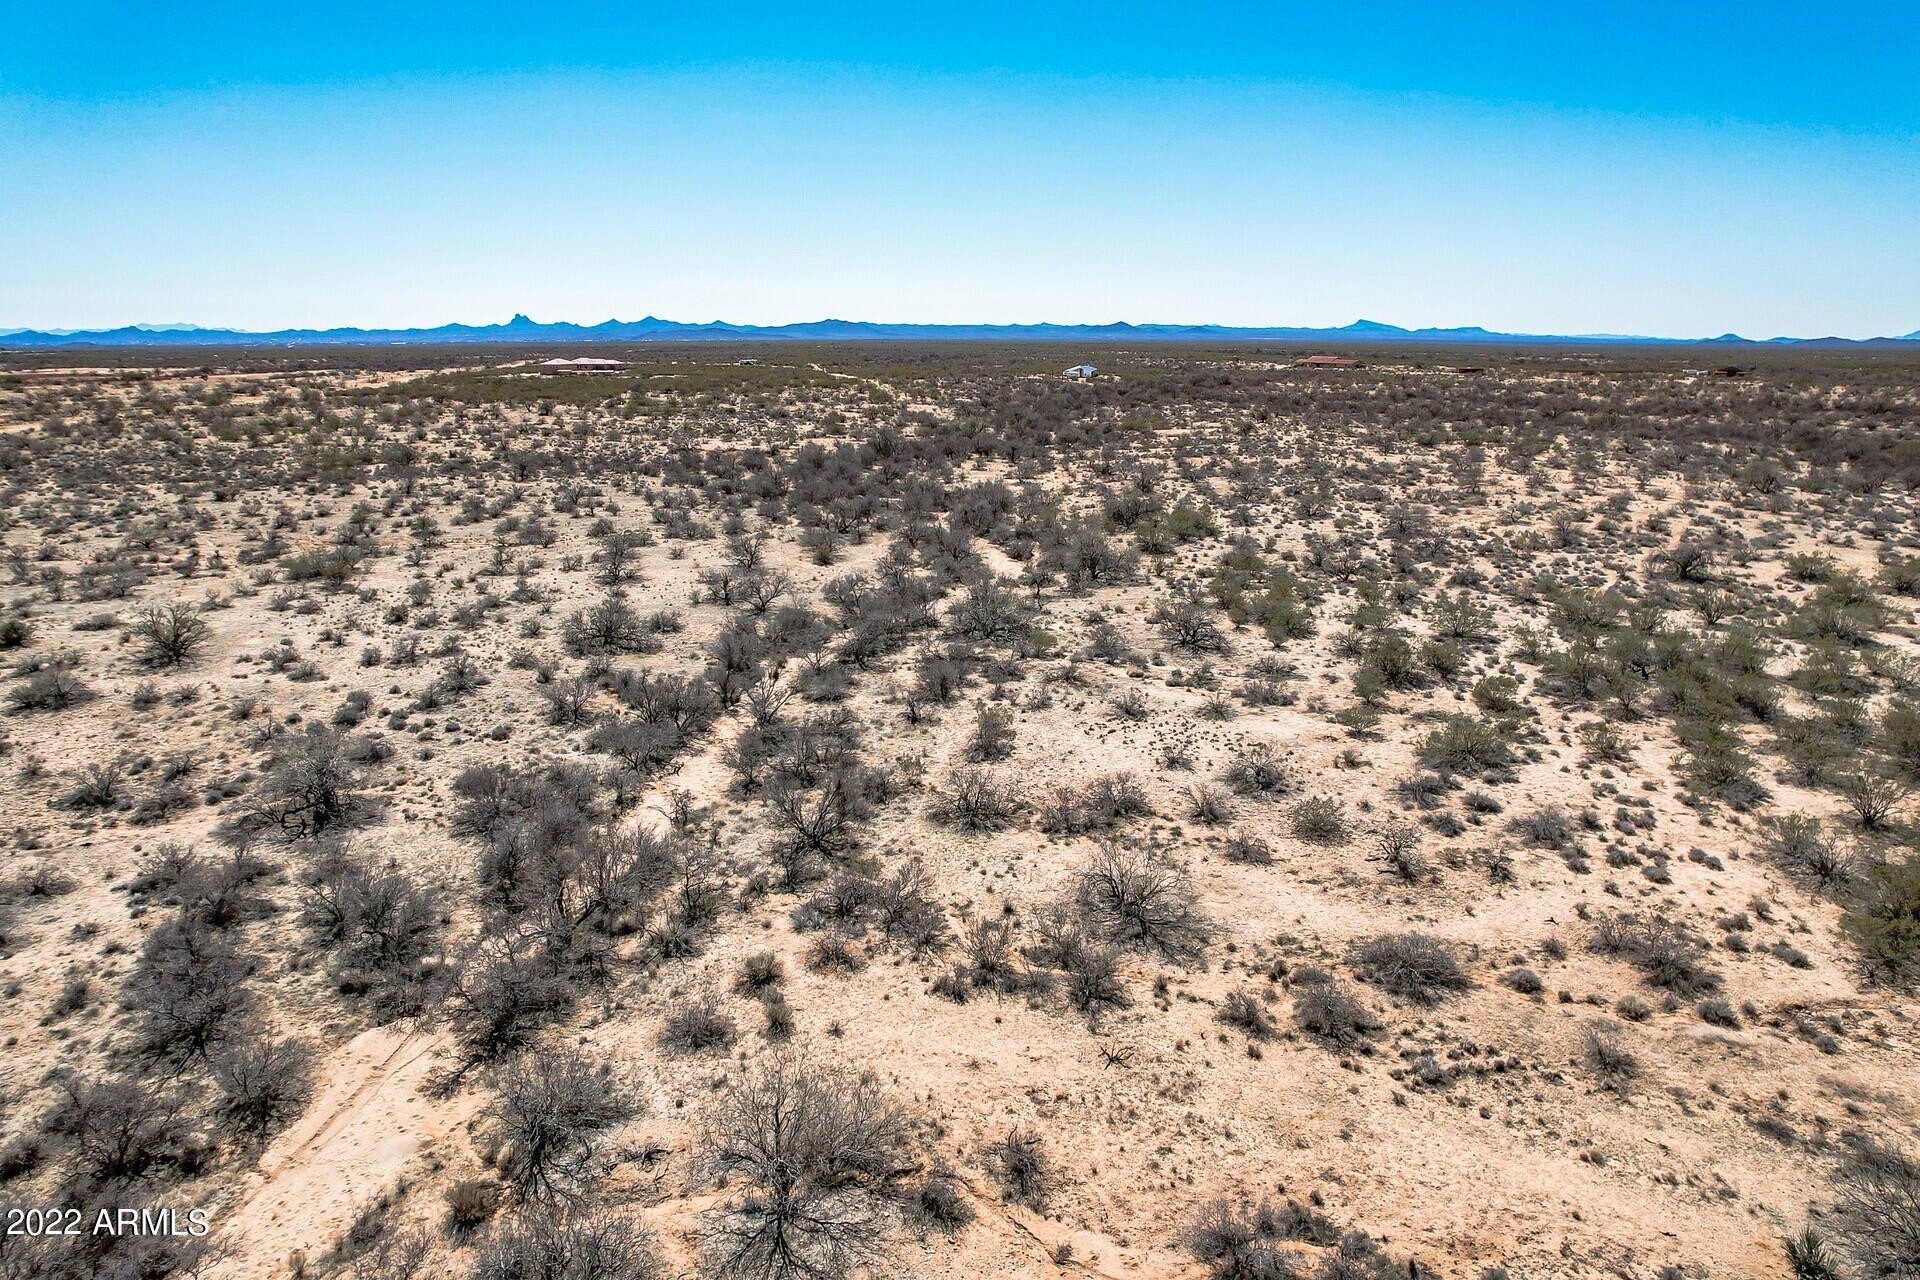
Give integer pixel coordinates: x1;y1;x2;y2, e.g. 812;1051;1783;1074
541;357;626;370
1064;364;1097;380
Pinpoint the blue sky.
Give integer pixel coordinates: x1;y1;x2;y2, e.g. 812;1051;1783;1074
4;2;1917;337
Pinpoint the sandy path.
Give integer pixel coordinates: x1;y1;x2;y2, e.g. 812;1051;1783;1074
210;1024;468;1279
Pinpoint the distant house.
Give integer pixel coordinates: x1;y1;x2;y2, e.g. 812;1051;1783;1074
540;356;625;371
1064;364;1097;380
1708;365;1746;377
1297;354;1358;368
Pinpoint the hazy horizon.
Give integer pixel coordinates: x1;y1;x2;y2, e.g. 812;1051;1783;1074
6;2;1917;338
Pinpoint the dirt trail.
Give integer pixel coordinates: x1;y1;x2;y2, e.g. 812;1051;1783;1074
210;1024;468;1279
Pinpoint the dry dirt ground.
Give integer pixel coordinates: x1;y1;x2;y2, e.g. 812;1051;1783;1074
0;347;1916;1280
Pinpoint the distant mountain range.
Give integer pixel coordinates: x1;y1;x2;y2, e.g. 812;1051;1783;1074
2;314;1916;349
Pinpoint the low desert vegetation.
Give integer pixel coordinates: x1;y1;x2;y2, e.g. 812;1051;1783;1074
0;344;1914;1279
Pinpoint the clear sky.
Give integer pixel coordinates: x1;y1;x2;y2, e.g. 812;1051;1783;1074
4;2;1917;338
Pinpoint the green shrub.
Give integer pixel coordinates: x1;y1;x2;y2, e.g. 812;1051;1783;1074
1288;795;1349;844
1846;859;1920;981
280;548;361;585
1419;716;1515;774
1883;700;1920;778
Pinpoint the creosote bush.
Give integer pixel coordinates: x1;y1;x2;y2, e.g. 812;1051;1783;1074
1846;858;1920;980
1289;794;1350;844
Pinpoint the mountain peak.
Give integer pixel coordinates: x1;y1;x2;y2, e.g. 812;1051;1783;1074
4;315;1918;350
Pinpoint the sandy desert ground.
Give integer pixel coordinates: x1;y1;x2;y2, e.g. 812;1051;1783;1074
0;345;1916;1280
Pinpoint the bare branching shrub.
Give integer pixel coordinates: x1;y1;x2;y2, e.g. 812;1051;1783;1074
230;725;368;841
1070;843;1211;960
1038;771;1150;834
127;913;256;1061
1375;821;1428;882
1186;783;1231;826
1184;1196;1342;1278
562;592;656;657
1029;911;1127;1016
132;602;211;667
908;1159;975;1232
805;929;867;974
928;767;1021;832
1222;742;1294;798
440;930;574;1067
1841;768;1912;831
870;861;949;953
300;846;441;1010
1766;813;1855;889
1154;594;1226;653
962;916;1024;994
1833;1136;1920;1279
1588;913;1722;997
211;1026;314;1134
1222;834;1274;865
60;754;128;810
1082;771;1151;824
768;770;869;872
1513;808;1573;848
1351;933;1472;1006
1656;541;1717;583
1217;989;1276;1039
471;1209;663;1280
7;861;78;900
1292;969;1381;1050
701;1050;912;1280
45;1072;189;1183
487;1048;637;1201
1581;1023;1640;1090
